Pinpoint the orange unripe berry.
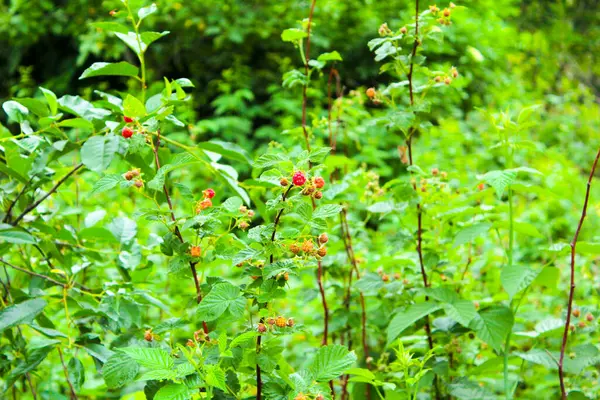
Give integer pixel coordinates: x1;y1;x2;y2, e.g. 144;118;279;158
134;180;144;188
474;301;480;309
443;8;451;17
301;240;314;253
578;321;586;328
477;182;485;191
267;317;276;325
275;316;286;328
586;313;594;322
431;168;439;176
314;191;323;200
257;323;267;333
239;205;248;213
190;246;201;257
400;26;408;34
248;210;255;218
196;198;212;213
366;87;376;99
444;77;452;85
286;318;295;327
280;177;289;186
382;274;390;282
294;394;307;400
124;171;135;181
290;243;301;254
186;339;195;347
573;309;581;318
283;272;289;281
441;274;448;281
238;221;249;230
434;76;442;83
451;67;459;78
394;272;401;280
314;176;325;189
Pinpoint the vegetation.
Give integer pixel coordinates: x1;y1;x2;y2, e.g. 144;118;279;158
1;0;600;399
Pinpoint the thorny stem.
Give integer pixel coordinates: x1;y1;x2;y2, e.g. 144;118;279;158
558;147;600;399
3;177;33;223
405;1;439;399
58;347;78;399
11;163;84;226
152;132;208;334
257;185;294;400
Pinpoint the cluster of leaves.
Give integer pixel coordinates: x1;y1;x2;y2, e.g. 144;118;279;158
1;0;600;400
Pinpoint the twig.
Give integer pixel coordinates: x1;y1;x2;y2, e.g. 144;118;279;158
0;258;67;288
558;147;600;399
11;164;84;226
3;177;33;223
152;132;208;334
58;347;78;399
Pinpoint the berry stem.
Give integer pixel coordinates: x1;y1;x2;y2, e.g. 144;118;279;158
558;147;600;399
152;131;208;334
58;347;78;400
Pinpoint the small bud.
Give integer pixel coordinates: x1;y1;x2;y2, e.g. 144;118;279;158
257;323;267;333
319;233;329;244
134;180;144;188
570;324;575;332
366;356;374;364
314;191;323;200
474;301;480;309
124;171;135;181
109;9;117;16
441;171;448;179
578;321;587;328
378;23;392;36
400;26;408;34
429;5;439;13
443;7;451;17
403;279;409;285
449;2;456;8
434;76;442;83
190;246;201;257
286;318;294;327
196;198;212;213
431;168;439;176
477;182;485;191
451;67;459;78
121;127;134;138
238;221;249;230
444;77;452;85
144;329;153;342
441;274;448;281
366;87;376;99
248;210;255;218
267;317;276;325
394;272;401;280
573;309;581;318
317;246;327;257
283;272;289;281
275;316;286;328
280;177;289;186
382;274;390;282
186;339;195;348
239;205;248;213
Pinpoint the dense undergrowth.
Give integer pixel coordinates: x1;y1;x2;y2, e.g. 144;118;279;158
1;1;600;399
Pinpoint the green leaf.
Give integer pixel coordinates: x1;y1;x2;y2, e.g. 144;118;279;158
317;51;343;62
197;282;246;321
469;306;514;353
123;94;146;118
281;28;307;42
108;217;137;244
119;347;173;370
425;288;477;327
154;383;192;400
67;357;85;390
0;228;36;244
79;62;139;80
500;264;540;300
198;140;252;164
0;298;47;333
138;3;157;21
205;365;227;391
448;377;495;399
81;136;120;173
453;222;491;247
3;101;28;123
313;204;343;219
253;153;288;169
91;21;129;34
147;153;198;191
308;345;357;382
39;87;58;115
91;174;124;195
387;302;442;345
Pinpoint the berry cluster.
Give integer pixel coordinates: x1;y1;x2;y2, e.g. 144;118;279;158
571;309;595;329
433;66;459;86
410;168;449;193
123;168;144;188
430;3;456;25
121;116;137;139
282;171;326;200
289;233;328;258
377;268;403;283
258;316;295;332
195;188;215;213
294;394;325;400
186;329;211;347
237;204;255;231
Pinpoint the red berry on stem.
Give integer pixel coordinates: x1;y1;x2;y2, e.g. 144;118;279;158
122;127;134;138
292;171;306;186
203;188;215;199
123;116;134;123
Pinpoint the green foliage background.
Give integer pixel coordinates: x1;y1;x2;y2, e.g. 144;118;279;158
1;0;600;399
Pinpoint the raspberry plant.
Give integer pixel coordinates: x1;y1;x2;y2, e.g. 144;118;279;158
1;1;600;400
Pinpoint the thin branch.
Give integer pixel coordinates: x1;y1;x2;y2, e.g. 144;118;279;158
3;177;34;223
0;258;67;288
558;147;600;399
152;132;208;334
58;347;78;399
11;164;84;226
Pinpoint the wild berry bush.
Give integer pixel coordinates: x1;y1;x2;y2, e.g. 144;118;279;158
1;1;600;399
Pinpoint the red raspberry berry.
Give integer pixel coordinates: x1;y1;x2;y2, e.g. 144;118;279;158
203;188;215;199
122;127;134;138
292;171;306;186
314;176;325;189
123;116;134;123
